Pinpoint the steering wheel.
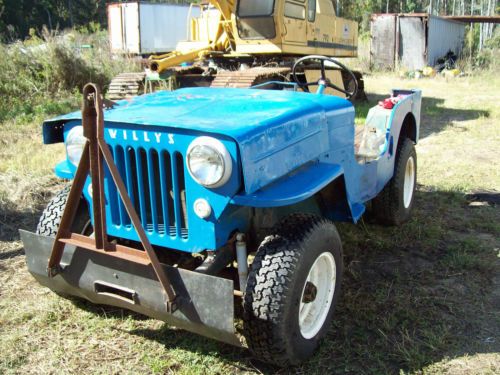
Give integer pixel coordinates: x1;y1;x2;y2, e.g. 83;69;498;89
292;55;358;99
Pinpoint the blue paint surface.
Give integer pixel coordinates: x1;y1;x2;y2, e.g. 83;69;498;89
45;88;352;194
54;160;74;179
231;162;343;207
47;86;422;252
46;88;352;139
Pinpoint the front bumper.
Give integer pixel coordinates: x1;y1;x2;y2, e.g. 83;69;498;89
20;230;241;346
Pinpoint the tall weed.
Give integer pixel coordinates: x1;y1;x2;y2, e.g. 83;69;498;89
0;29;140;123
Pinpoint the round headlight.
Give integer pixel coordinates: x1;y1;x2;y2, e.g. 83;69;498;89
66;126;86;166
186;137;232;188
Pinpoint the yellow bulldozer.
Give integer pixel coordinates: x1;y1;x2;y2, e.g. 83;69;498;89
108;0;365;100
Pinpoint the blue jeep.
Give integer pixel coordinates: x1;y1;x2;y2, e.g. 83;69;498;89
21;57;421;366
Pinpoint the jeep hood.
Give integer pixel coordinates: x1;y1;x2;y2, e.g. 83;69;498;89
44;87;351;137
44;87;354;193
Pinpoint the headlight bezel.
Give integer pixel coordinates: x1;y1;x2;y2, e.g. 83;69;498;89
186;136;232;188
65;125;86;167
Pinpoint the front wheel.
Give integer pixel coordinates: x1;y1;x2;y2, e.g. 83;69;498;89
36;185;92;237
243;214;343;366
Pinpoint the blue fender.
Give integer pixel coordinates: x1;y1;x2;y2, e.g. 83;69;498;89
231;162;343;207
230;161;364;222
54;160;75;179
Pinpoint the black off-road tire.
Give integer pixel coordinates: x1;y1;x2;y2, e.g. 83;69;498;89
243;213;343;366
36;185;91;237
372;138;417;226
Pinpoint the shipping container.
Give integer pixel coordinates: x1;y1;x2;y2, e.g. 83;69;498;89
370;13;466;70
108;2;200;55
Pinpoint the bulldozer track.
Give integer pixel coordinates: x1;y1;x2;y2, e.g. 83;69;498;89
107;72;147;100
106;66;366;101
211;67;291;88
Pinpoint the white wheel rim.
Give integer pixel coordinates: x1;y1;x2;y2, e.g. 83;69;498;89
403;156;415;209
299;252;336;339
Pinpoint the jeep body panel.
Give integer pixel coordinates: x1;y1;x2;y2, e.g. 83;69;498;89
43;87;421;251
43;88;353;195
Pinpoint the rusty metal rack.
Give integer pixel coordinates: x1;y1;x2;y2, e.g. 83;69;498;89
47;83;178;312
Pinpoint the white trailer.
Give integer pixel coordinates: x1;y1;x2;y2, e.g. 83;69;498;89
107;2;200;55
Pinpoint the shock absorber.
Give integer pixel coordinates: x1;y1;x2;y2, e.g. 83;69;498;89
236;233;248;292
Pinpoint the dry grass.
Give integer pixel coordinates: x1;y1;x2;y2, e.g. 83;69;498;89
0;72;499;374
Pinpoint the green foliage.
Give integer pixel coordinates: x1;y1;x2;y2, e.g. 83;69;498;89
0;30;140;123
474;48;498;69
0;0;102;41
484;27;500;49
1;0;496;40
338;0;430;27
463;25;500;70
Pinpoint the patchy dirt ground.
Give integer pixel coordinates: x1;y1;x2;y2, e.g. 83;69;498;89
0;73;499;374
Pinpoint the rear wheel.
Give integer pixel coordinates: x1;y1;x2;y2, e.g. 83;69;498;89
372;138;417;225
243;214;343;366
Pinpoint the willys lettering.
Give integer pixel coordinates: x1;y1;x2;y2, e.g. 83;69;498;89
107;129;173;144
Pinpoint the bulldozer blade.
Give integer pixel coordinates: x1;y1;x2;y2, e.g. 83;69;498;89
20;230;241;346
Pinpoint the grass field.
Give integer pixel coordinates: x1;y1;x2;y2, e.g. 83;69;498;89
0;73;499;374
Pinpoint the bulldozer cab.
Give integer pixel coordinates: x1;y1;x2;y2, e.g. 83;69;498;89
235;0;276;40
178;0;358;58
142;0;363;100
234;0;358;57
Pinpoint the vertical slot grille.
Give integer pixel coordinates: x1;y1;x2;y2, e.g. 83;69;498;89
172;152;188;238
149;150;163;232
109;144;188;239
114;146;130;225
176;153;188;236
105;146;120;224
161;151;175;235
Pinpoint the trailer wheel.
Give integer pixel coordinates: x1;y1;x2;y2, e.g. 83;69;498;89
243;214;343;366
36;185;92;237
372;138;417;225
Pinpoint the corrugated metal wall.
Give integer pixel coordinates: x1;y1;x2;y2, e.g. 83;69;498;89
399;17;426;70
370;14;466;70
370;15;396;69
427;16;466;66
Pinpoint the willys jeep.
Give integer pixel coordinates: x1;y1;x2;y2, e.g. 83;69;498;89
21;56;422;366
